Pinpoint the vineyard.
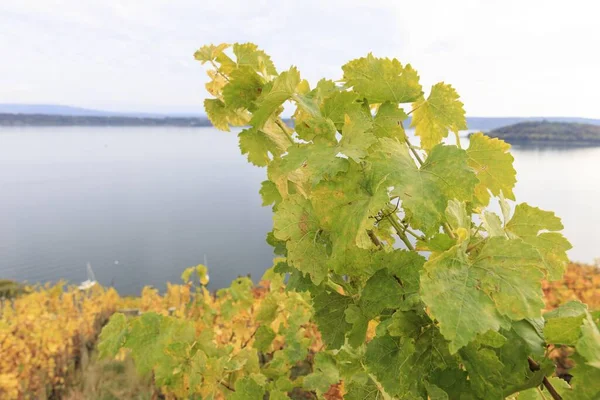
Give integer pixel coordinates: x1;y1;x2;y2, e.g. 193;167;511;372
0;283;119;398
1;262;598;399
2;41;600;399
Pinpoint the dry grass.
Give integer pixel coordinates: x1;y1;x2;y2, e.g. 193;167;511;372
63;352;154;400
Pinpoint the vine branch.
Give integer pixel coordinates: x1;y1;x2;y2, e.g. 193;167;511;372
387;215;414;251
527;357;563;400
241;326;259;349
274;118;295;145
404;135;424;165
220;381;235;392
209;60;230;82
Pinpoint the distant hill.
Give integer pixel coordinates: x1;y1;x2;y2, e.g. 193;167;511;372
486;121;600;145
1;104;599;130
0;104;115;117
0;104;204;118
0;113;211;127
464;116;600;131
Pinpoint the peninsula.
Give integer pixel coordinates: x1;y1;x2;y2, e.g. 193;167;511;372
485;120;600;145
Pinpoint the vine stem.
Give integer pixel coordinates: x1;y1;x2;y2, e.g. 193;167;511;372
454;130;462;149
220;381;235;392
443;223;457;240
527;357;563;400
209;60;230;82
402;225;425;241
387;215;414;251
274;118;295;145
241;326;259;349
404;135;424;165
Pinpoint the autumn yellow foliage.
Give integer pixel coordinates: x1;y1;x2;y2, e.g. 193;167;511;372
543;262;600;311
0;284;119;399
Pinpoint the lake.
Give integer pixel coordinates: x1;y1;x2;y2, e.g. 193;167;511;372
0;127;599;295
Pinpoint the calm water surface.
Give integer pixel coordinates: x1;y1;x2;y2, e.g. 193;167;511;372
0;127;598;294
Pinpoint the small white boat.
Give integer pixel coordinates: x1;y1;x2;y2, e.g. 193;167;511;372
78;262;97;290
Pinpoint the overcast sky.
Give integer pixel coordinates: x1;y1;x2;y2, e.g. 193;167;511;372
1;0;598;117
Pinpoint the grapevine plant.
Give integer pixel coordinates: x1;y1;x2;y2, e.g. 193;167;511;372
99;43;600;399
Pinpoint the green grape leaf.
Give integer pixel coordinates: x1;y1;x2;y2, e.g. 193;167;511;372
281;142;348;186
475;239;545;320
565;317;600;399
385;249;426;310
204;98;231;131
506;203;564;236
321;90;362;129
229;376;266;400
303;352;340;394
205;68;228;98
154;342;193;388
506;203;572;280
181;266;195;283
425;382;450;400
255;295;279;324
372;139;477;234
286;268;317;293
565;355;600;400
312;167;389;255
512;318;546;358
188;350;207;393
238;128;286;167
97;313;128;359
292;80;339;142
526;233;572;281
342;53;422;104
294;113;338;143
445;200;471;242
576;315;600;368
273;195;329;284
251;67;300;128
312;288;353;349
410;83;466;150
259;180;281;207
338;111;376;162
467;133;516;205
413;325;458;378
421;238;544;353
387;310;424;337
482;211;505;237
544;301;588;345
345;372;386;400
359;269;404;319
222;66;264;110
364;333;419;398
345;304;369;348
494;328;550;397
458;341;506;399
373;101;408;140
124;313;195;376
418;233;456;253
123;312;165;375
233;42;277;76
457;327;547;399
204;98;250;131
194;43;230;63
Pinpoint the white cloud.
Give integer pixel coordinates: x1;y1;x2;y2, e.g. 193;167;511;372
0;0;598;117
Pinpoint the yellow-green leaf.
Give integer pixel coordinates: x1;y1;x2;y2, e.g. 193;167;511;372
410;83;466;150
